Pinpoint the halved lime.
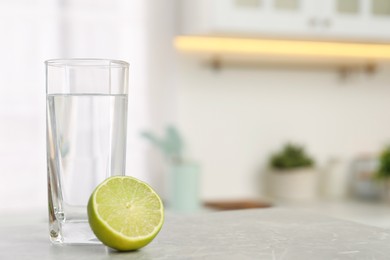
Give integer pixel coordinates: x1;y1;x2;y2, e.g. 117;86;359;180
87;176;164;251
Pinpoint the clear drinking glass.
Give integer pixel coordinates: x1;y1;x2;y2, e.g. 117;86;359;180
46;59;129;244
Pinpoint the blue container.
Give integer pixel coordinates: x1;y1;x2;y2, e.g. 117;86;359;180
169;163;201;212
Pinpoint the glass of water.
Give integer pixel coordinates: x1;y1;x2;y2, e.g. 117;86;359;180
46;59;129;244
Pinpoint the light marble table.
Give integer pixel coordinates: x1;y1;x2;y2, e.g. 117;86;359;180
1;208;390;259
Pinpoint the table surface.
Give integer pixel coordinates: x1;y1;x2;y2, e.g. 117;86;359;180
1;208;390;259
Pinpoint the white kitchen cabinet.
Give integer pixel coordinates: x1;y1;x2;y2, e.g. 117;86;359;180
321;0;390;41
180;0;317;38
212;0;316;37
180;0;390;42
319;0;369;40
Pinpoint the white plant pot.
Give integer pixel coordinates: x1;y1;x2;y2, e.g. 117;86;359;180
266;168;318;202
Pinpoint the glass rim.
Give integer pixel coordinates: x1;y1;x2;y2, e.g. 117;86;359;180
45;58;129;68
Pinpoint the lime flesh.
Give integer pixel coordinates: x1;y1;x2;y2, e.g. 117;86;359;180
87;176;164;251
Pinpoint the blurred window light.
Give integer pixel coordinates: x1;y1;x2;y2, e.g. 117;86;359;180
274;0;299;10
337;0;360;14
235;0;261;8
372;0;390;16
0;0;148;211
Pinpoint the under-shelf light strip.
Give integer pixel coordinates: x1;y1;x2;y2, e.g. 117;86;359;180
174;36;390;60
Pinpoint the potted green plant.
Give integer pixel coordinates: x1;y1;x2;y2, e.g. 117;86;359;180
266;143;318;201
141;126;201;212
376;146;390;201
377;146;390;179
270;143;314;170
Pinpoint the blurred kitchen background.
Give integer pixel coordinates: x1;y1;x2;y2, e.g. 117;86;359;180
3;0;390;227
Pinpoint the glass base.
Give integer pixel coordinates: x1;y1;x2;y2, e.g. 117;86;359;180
50;220;101;245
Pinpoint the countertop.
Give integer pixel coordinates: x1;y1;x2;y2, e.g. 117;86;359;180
1;208;390;259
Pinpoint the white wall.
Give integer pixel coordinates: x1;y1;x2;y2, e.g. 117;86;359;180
142;0;178;197
135;0;390;201
176;57;390;200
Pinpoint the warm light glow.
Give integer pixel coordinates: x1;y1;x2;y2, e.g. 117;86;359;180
174;36;390;60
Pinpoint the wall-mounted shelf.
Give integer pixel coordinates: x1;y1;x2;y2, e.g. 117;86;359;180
174;36;390;74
